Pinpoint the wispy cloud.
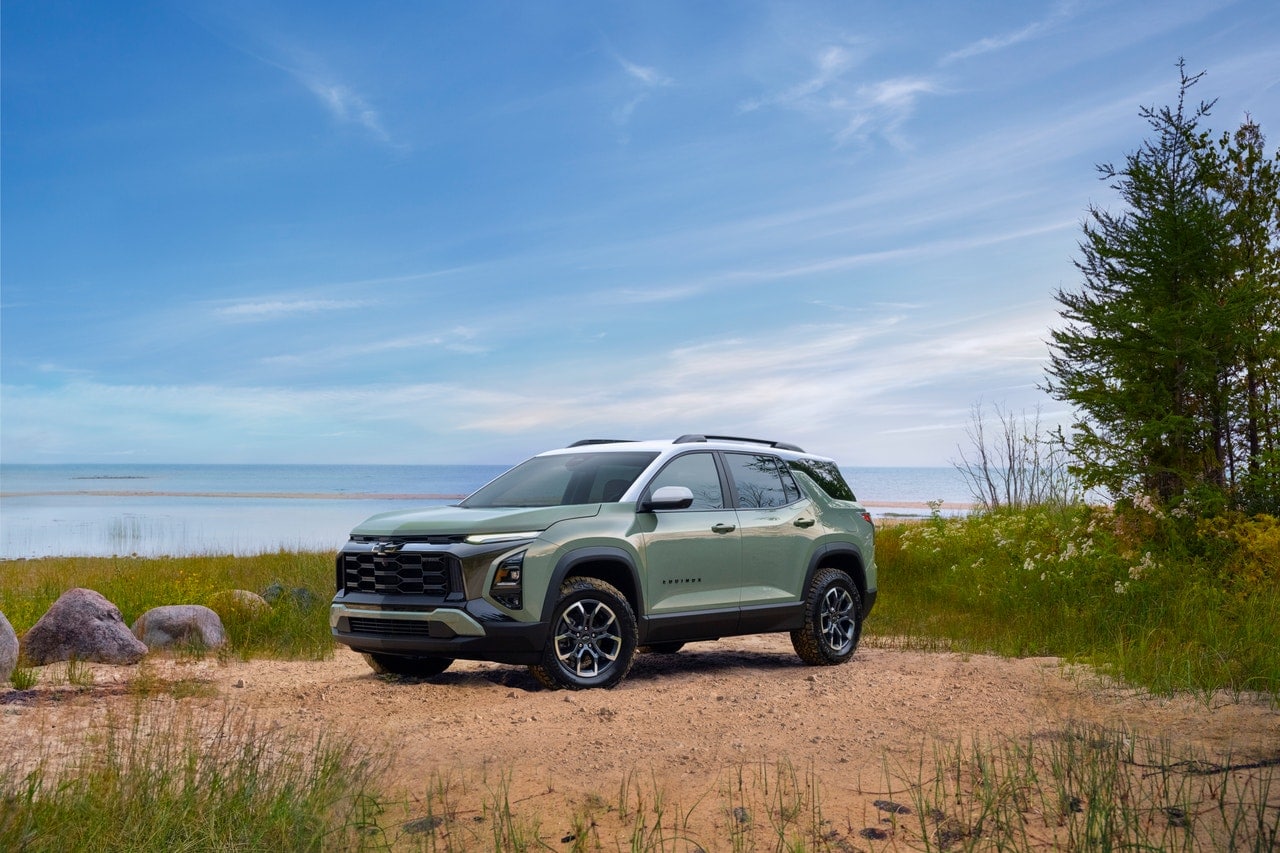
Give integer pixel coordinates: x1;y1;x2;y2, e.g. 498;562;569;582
611;52;674;126
300;75;392;143
259;328;487;366
940;2;1077;64
193;6;401;148
214;297;378;321
740;44;939;147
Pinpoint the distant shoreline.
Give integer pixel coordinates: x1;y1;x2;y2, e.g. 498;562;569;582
0;490;470;500
0;490;975;510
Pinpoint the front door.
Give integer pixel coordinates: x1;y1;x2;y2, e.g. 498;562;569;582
638;451;741;615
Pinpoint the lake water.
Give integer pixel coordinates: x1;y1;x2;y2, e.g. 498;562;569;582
0;463;971;558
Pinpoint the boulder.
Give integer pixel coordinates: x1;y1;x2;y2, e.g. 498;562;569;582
263;583;320;611
21;588;147;666
131;605;227;650
0;611;18;683
206;589;270;621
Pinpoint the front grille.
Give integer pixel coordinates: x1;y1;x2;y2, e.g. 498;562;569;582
347;617;434;636
340;551;456;596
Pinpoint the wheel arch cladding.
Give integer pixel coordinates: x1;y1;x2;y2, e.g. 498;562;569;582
544;547;642;622
810;545;867;599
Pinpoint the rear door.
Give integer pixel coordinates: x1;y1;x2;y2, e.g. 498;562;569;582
723;452;816;608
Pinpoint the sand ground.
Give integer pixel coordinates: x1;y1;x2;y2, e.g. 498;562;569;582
4;636;1278;849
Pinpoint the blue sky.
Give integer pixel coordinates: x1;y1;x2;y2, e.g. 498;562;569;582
2;1;1277;467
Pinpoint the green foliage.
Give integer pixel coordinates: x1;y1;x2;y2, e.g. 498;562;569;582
1046;62;1280;510
0;550;335;660
867;506;1280;696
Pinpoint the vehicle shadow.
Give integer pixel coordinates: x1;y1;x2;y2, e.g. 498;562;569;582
370;644;810;692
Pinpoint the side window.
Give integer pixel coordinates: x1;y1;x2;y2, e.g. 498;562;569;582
645;453;724;510
787;458;856;501
725;453;794;509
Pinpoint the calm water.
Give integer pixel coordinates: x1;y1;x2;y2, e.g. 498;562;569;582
0;463;971;558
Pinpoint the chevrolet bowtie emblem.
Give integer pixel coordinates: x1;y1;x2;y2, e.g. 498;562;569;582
372;541;403;556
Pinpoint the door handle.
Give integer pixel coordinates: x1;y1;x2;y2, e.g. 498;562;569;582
711;523;736;534
794;518;816;528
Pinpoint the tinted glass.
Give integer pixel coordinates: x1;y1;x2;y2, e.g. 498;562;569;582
645;452;724;509
461;452;659;508
787;458;856;501
725;453;793;509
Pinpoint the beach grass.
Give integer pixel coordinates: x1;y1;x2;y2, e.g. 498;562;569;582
0;704;386;852
0;550;334;660
3;713;1275;851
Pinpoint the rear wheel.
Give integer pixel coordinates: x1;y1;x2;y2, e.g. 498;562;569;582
362;653;454;678
790;568;862;666
530;577;638;690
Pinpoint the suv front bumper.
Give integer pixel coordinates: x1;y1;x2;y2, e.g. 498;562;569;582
330;594;549;664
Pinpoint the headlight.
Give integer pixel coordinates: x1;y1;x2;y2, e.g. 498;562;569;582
489;551;525;610
465;531;541;545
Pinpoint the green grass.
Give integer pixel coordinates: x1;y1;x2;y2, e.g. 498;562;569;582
897;723;1279;852
2;509;1277;849
0;705;387;852
866;504;1280;696
0;550;334;660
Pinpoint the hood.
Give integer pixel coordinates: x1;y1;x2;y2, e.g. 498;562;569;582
351;503;602;537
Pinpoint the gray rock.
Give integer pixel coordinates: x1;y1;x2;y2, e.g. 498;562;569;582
206;589;269;621
0;611;18;683
263;583;320;611
21;588;148;666
131;605;227;650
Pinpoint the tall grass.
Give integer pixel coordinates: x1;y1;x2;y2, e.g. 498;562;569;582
900;723;1279;852
0;705;386;852
867;503;1280;696
0;551;334;659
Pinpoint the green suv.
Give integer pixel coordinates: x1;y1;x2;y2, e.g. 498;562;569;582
330;435;877;689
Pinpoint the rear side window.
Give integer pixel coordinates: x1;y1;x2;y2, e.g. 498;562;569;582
787;458;856;501
725;453;799;509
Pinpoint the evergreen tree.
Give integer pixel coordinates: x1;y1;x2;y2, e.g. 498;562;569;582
1197;119;1280;512
1045;63;1276;506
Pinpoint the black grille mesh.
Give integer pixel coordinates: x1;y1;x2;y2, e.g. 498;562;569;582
340;552;455;596
347;617;434;636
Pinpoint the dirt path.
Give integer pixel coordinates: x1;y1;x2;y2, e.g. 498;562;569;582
4;636;1278;849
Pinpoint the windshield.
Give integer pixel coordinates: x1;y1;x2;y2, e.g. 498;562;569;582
460;451;660;508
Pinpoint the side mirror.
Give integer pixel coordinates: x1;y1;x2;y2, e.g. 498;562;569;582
639;485;694;512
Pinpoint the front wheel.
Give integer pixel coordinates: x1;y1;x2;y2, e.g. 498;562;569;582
362;653;454;678
529;577;638;690
790;568;862;666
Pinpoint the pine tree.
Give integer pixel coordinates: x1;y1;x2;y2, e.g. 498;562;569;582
1046;63;1240;503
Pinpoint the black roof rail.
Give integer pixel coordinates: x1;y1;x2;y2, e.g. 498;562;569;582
673;434;805;453
567;439;635;447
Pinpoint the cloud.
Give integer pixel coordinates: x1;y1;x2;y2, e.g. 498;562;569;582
940;2;1077;64
191;6;401;148
740;44;938;147
301;76;392;143
740;45;855;113
611;52;674;126
0;300;1062;466
214;297;379;321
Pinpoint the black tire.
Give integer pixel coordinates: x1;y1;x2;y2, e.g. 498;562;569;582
639;642;685;655
529;577;638;690
362;652;454;678
790;568;862;666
